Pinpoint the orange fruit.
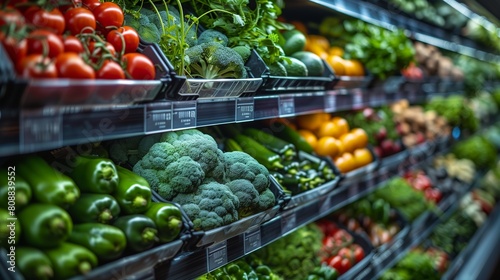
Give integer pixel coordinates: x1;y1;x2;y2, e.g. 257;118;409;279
334;138;345;155
335;152;357;173
298;129;318;149
343;59;365;76
295;113;325;131
290;21;308;35
329;46;344;57
307;45;329;60
340;132;357;153
331;117;350;136
316;121;342;138
315;136;340;157
350;128;369;149
326;55;346;76
353;148;373;168
306;35;330;51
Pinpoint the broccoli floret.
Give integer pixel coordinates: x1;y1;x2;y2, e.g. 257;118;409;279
156;156;205;200
232;45;252;63
161;129;226;183
185;26;198;47
223;151;270;193
258;188;276;211
137;134;162;159
173;182;239;230
227;179;260;218
108;136;143;165
197;29;229;46
185;42;248;79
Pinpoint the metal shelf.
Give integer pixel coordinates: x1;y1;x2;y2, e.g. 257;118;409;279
0;77;447;158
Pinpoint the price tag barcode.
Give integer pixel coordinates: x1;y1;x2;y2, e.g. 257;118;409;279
236;97;254;122
206;241;228;272
281;210;296;235
279;95;295;117
243;227;261;254
145;102;172;133
172;101;196;129
21;110;62;153
324;93;336;112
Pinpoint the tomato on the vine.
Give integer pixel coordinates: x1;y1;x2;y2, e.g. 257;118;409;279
61;35;84;53
351;244;365;263
107;26;139;54
27;29;64;58
24;7;65;34
328;255;351;275
82;0;101;11
96;60;125;79
93;2;124;31
64;7;96;35
17;54;57;78
0;32;27;65
122;53;155;80
0;8;24;27
55;52;95;79
88;41;116;63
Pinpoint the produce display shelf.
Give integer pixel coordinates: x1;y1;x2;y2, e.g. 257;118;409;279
443;200;500;280
300;0;500;62
159;136;453;279
0;78;454;159
353;169;482;280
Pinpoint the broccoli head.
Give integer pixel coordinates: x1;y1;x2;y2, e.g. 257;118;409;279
226;179;260;218
258;188;276;212
185;42;248;79
161;129;226;183
232;45;252;63
108;136;143;165
223;151;270;193
173;182;239;230
197;29;229;46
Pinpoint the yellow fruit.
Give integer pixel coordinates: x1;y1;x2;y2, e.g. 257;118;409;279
326;55;346;76
317;121;342;139
315;136;340;158
296;113;326;131
298;130;318;149
329;46;344;57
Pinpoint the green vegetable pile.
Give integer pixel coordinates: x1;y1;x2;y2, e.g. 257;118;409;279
370;177;435;221
133;129;277;231
380;249;440;280
198;255;282;280
452;135;497;170
319;18;414;79
429;210;478;257
426;95;479;133
222;125;337;195
252;224;323;280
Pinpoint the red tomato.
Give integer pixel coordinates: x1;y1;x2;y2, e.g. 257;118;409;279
82;0;101;10
338;247;353;260
316;219;338;237
122;53;155;80
351;244;365;263
96;60;125;79
332;229;354;245
0;8;24;27
17;54;57;78
0;33;27;65
88;41;116;58
93;2;124;30
27;29;64;58
64;7;96;35
61;35;84;53
328;255;351;275
55;52;95;79
24;7;65;34
424;188;442;203
107;26;139;54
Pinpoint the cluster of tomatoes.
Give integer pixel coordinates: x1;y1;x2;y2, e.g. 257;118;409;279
403;170;443;203
293;112;373;173
0;0;155;80
316;219;366;275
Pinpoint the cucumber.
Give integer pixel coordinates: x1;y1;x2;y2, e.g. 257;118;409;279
273;123;314;153
243;128;296;160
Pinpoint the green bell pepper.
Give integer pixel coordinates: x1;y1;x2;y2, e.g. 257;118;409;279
17;247;54;280
113;214;158;253
18;203;72;248
0;170;32;210
16;156;80;209
0;208;20;247
114;166;151;214
68;193;121;224
144;202;183;243
69;156;119;194
44;242;98;279
68;223;127;262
